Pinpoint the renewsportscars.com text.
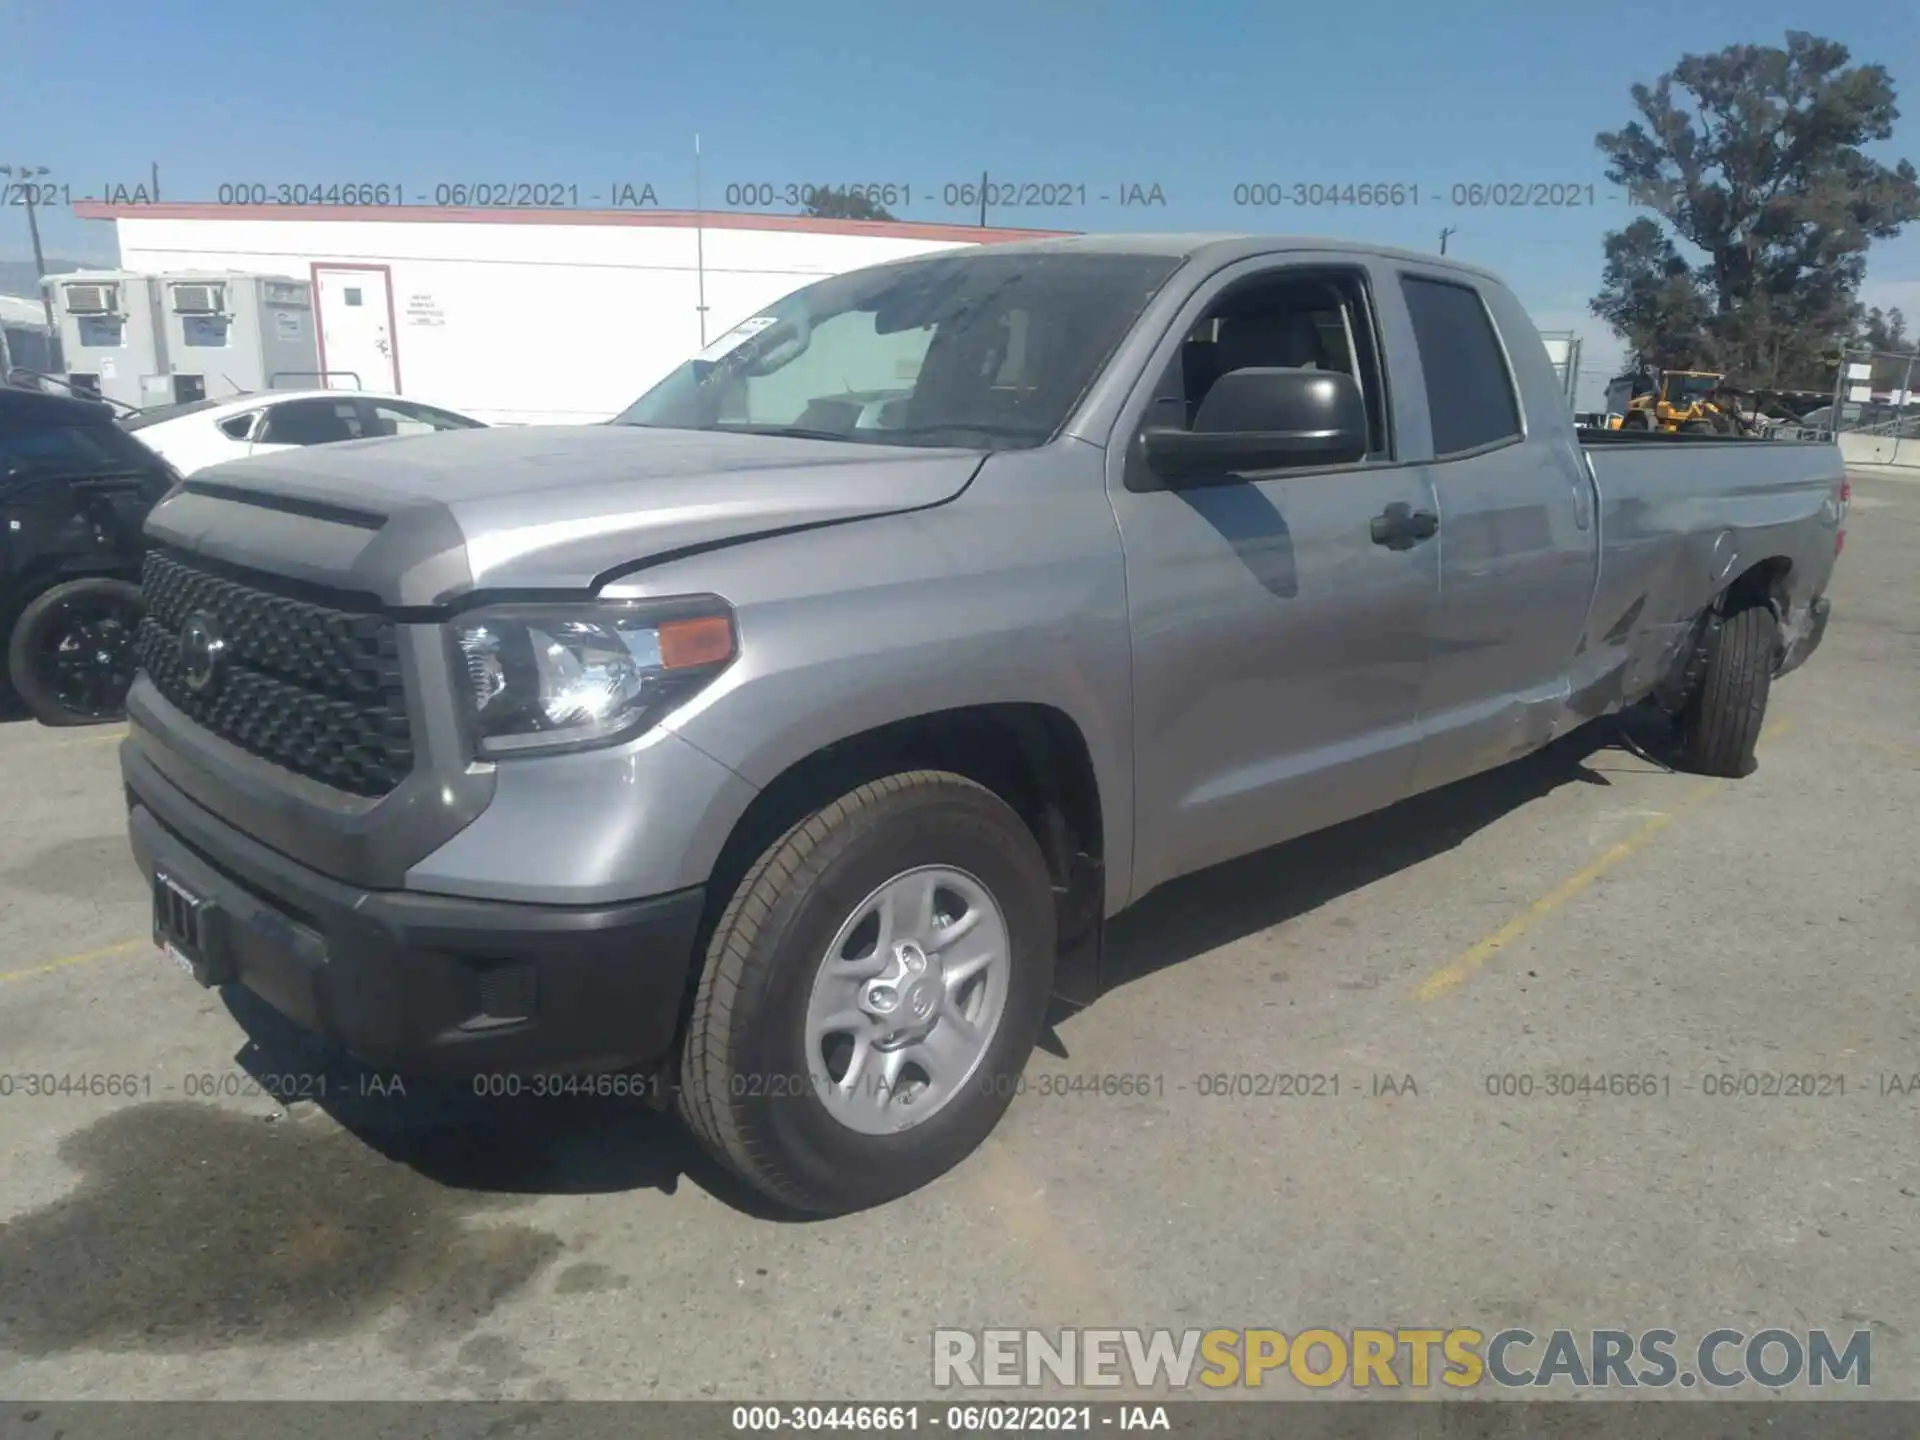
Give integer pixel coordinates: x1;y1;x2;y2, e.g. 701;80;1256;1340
932;1327;1871;1391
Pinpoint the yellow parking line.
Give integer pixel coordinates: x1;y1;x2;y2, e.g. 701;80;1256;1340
0;937;148;986
22;727;129;748
64;728;129;745
1415;720;1794;1002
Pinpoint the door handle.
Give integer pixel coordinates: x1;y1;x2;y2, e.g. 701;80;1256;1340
1370;502;1440;550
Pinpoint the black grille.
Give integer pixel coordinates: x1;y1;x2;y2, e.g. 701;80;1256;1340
135;549;413;797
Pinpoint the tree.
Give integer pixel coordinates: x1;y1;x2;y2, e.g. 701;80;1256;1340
1860;304;1909;352
1591;31;1920;389
799;186;897;222
1856;304;1917;394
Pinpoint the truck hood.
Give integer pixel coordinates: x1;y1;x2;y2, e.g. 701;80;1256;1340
142;424;987;607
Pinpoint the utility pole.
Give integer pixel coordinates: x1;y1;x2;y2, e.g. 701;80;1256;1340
979;170;988;229
693;134;708;346
1439;225;1458;256
1;164;58;336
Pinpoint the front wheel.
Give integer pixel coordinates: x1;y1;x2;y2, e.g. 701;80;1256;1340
6;577;144;727
677;771;1057;1214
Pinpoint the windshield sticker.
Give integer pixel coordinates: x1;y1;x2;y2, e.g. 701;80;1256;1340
694;315;778;364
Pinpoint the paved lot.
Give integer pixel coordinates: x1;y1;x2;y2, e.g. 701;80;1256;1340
1;474;1916;1403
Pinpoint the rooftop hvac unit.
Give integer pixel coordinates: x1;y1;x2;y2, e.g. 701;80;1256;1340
170;282;227;316
62;282;120;316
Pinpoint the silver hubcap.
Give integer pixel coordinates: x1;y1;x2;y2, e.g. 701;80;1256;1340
804;865;1012;1135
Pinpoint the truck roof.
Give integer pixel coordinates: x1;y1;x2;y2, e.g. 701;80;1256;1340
920;232;1510;286
0;385;119;426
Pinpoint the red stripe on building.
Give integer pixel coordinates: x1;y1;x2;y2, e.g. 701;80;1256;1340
70;202;1077;245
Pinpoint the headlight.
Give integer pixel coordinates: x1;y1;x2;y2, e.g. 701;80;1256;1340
451;597;736;757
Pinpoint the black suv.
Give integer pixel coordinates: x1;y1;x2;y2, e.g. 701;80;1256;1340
1;386;178;725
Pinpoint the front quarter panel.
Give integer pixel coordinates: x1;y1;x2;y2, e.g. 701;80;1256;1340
618;443;1139;916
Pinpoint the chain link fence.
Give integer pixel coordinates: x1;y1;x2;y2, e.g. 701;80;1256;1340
1791;346;1920;466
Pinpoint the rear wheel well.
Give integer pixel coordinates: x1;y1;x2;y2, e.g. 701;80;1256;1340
1720;556;1792;621
1658;556;1794;713
675;705;1107;1058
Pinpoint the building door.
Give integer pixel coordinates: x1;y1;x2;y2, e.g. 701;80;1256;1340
313;266;399;392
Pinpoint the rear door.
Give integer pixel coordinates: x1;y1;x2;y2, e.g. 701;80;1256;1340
1106;253;1441;897
1394;270;1601;793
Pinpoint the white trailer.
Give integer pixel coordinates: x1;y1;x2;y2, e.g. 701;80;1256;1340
75;203;1068;425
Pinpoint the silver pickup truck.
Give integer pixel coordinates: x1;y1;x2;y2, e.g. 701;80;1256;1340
122;235;1844;1212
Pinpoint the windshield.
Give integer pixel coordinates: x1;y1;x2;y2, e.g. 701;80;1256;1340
612;250;1183;450
0;415;169;482
1664;372;1721;404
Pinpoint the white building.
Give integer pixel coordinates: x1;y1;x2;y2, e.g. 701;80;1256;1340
1537;331;1583;406
73;202;1068;425
0;292;59;374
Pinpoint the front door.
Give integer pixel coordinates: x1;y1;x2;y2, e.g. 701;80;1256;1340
313;266;398;392
1107;257;1441;898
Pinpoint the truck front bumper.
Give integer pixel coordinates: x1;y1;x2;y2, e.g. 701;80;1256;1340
124;742;706;1078
1776;594;1831;679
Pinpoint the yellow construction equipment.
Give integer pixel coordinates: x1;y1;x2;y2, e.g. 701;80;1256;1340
1603;367;1748;433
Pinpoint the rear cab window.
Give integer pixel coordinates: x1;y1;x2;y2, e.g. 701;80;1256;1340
1398;274;1523;457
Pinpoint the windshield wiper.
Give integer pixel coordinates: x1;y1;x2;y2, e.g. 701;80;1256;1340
884;422;1041;443
718;424;859;442
2;466;156;485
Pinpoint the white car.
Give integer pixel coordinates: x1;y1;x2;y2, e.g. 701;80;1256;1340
117;390;487;476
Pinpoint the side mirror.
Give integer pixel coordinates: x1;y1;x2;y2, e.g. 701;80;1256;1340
1138;368;1370;487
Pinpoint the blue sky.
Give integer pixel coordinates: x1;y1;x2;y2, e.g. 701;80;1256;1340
3;0;1917;406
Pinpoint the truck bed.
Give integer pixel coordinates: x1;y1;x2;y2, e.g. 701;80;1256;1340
1573;426;1843;713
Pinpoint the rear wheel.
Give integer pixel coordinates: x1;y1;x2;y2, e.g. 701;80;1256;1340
677;771;1057;1214
1675;601;1776;777
6;577;143;727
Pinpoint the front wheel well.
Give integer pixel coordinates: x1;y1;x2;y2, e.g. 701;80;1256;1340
676;705;1107;1059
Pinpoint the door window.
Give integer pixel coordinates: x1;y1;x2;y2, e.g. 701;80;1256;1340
1140;268;1392;459
361;400;484;436
1398;275;1522;456
257;398;365;446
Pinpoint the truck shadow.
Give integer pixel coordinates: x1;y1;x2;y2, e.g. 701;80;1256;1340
1057;708;1674;1019
219;986;800;1219
221;710;1677;1218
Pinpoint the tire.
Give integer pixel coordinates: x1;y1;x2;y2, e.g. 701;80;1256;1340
6;577;143;727
1675;601;1775;777
1622;410;1652;431
677;770;1057;1214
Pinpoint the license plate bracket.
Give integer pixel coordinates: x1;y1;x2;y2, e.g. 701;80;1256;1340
152;868;234;987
